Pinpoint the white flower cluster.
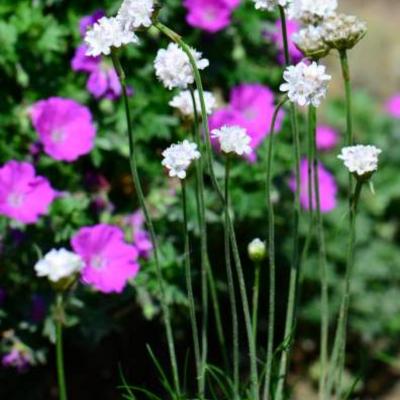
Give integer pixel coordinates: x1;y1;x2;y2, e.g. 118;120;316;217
154;43;209;90
34;249;84;283
288;0;337;22
117;0;154;30
338;145;382;177
169;90;217;117
162;140;201;179
280;61;331;107
292;25;329;59
212;125;252;156
252;0;291;11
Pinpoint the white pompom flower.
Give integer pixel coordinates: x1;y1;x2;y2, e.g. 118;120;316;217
162;140;201;179
212;125;252;156
34;249;84;283
280;61;331;107
117;0;155;30
288;0;337;23
292;25;330;59
169;90;217;118
252;0;292;11
84;16;139;57
154;43;209;90
338;145;382;178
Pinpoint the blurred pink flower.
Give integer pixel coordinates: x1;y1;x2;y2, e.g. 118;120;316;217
209;83;284;161
289;159;337;213
79;10;105;37
270;19;302;64
183;0;240;33
0;161;56;224
316;124;339;151
2;347;33;373
385;94;400;118
71;224;140;294
125;210;153;258
30;97;96;162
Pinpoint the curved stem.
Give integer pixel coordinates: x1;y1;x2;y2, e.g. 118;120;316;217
55;294;68;400
111;52;181;396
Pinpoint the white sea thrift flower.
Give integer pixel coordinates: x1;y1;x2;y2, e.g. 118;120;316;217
252;0;291;11
288;0;337;23
169;90;217;117
248;238;267;262
338;145;382;177
292;25;330;59
280;61;331;107
212;125;252;156
117;0;154;30
154;43;209;90
34;249;84;283
162;140;201;179
85;16;139;57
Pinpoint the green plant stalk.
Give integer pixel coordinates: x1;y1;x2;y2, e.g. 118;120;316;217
224;156;240;400
154;21;259;400
309;106;330;400
181;180;203;398
55;294;68;400
252;261;261;348
111;51;181;397
262;97;287;400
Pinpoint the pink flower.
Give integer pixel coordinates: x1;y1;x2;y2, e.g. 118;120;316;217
0;161;56;224
209;84;284;161
289;159;337;213
71;224;140;294
183;0;240;33
30;97;96;162
2;347;33;373
316;125;339;151
124;210;153;259
270;19;302;64
385;94;400;118
79;10;105;37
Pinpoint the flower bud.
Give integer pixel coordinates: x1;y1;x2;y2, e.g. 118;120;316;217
293;26;330;60
248;238;267;262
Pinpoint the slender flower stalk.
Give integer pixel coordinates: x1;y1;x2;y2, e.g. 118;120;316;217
154;21;259;400
252;261;261;346
110;51;181;396
181;180;203;398
55;294;68;400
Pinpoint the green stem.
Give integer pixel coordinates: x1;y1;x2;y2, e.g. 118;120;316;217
111;52;181;397
252;261;261;348
263;97;287;400
55;294;67;400
181;180;203;398
278;6;291;66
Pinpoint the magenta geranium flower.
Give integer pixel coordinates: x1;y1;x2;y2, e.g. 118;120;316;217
30;97;96;162
71;224;140;294
385;94;400;118
183;0;240;33
0;161;56;224
316;125;339;151
209;84;284;161
270;19;302;64
289;159;337;213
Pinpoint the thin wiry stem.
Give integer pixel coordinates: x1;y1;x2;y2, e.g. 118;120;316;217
55;294;68;400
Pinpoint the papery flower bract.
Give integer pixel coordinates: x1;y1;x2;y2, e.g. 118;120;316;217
84;16;139;57
316;124;338;150
34;249;84;283
209;84;284;161
0;161;56;224
270;19;302;64
71;224;140;294
293;25;330;60
280;61;331;107
252;0;291;11
79;10;105;37
117;0;154;30
30;97;96;162
169;90;217;117
288;0;337;23
338;145;382;177
211;125;252;156
385;95;400;118
154;43;209;90
183;0;240;33
162;140;201;179
289;159;337;213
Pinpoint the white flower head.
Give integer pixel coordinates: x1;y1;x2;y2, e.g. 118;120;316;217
154;43;209;90
169;90;217;118
84;16;139;57
292;26;330;59
34;249;84;283
248;238;267;262
252;0;292;11
162;140;201;179
280;61;331;107
288;0;337;23
117;0;154;30
338;145;382;178
211;125;252;156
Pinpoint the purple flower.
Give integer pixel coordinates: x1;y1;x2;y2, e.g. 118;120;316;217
2;347;33;373
316;125;339;151
71;224;140;294
289;159;338;213
30;97;96;162
125;210;153;259
79;10;105;37
209;84;284;161
71;44;100;73
385;94;400;119
183;0;240;33
0;161;57;224
270;19;302;64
